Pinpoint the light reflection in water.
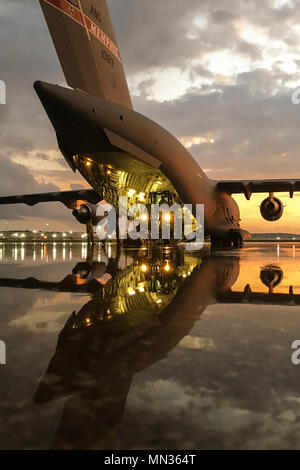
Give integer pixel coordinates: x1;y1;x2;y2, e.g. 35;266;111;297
52;243;57;261
0;242;93;263
0;242;300;450
81;243;87;260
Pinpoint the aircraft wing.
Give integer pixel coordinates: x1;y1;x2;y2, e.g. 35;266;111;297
0;189;101;208
217;287;300;305
217;179;300;200
0;276;102;293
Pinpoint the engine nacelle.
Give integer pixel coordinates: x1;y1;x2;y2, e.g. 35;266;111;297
260;196;283;222
72;262;107;280
260;264;283;289
72;203;106;226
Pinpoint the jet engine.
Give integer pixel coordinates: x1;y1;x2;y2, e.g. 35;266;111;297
260;195;283;222
260;264;283;289
72;203;106;226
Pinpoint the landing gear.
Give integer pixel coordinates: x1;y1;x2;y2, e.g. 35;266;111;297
211;231;243;249
86;220;94;244
231;231;243;248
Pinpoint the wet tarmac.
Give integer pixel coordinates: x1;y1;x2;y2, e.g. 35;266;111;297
0;241;300;450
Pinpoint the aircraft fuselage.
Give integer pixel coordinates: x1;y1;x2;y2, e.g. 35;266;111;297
35;81;250;246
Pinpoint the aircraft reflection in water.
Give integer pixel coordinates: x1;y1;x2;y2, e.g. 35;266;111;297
0;243;300;449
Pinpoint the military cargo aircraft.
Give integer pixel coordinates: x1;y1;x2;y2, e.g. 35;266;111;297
0;0;298;247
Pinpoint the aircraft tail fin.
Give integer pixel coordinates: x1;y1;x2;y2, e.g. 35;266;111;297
39;0;132;108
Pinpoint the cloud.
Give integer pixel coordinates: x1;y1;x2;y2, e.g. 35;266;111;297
132;67;300;179
1;0;300;230
119;302;300;450
0;155;74;222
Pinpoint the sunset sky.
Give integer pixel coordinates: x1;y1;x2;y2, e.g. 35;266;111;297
1;0;300;232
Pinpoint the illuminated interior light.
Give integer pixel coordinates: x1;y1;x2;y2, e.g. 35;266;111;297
164;213;171;222
141;264;148;273
86;318;91;325
128;189;136;197
53;234;57;238
156;299;162;304
85;160;92;167
138;283;145;293
128;288;136;296
63;233;67;237
107;169;112;175
156;181;162;185
164;261;171;272
141;214;148;222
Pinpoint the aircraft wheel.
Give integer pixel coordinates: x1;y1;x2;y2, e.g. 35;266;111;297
231;232;243;248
